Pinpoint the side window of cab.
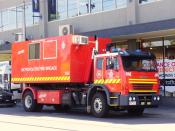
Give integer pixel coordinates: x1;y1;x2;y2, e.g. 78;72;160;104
106;57;119;71
96;58;103;70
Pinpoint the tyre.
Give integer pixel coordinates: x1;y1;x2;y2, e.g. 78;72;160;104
127;107;144;116
91;92;109;118
22;91;42;112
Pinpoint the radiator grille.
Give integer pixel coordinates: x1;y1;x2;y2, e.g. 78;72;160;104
132;84;153;90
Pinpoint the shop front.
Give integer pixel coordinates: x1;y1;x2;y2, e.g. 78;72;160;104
141;36;175;97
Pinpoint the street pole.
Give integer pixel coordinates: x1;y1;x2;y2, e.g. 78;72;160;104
22;0;26;41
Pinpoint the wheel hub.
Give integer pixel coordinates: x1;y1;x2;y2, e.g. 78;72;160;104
25;95;32;108
94;98;102;113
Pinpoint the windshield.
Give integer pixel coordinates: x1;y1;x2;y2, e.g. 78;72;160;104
122;56;157;72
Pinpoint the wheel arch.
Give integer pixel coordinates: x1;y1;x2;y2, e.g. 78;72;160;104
87;85;110;108
22;87;37;100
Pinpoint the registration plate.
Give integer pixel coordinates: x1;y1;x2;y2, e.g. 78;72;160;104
129;101;136;105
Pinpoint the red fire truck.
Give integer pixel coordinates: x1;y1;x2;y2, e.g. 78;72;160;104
11;35;160;117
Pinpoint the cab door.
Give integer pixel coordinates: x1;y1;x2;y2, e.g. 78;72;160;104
104;56;120;85
94;57;105;84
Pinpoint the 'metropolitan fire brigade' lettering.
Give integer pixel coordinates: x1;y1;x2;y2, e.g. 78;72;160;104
21;66;57;72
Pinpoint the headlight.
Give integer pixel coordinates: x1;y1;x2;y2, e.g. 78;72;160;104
129;97;132;101
157;96;160;101
133;97;136;101
153;96;157;101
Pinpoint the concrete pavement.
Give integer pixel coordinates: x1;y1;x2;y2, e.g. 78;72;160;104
0;104;174;131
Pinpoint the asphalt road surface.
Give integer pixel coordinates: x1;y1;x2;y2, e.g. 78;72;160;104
0;104;175;131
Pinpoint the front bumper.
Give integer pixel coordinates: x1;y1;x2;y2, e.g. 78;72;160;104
110;93;161;107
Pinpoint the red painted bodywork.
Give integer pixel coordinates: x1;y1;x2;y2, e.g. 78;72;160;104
94;55;160;95
12;35;111;83
37;90;63;104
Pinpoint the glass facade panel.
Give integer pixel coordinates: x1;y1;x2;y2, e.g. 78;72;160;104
0;2;38;32
8;8;17;30
25;4;33;26
2;10;9;31
57;0;67;20
139;0;161;4
49;0;127;21
79;0;89;15
91;0;102;13
68;1;78;17
0;0;128;30
116;0;127;8
16;6;23;28
0;12;2;31
33;12;40;25
103;0;116;11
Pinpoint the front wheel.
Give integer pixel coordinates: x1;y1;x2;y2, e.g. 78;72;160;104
22;91;42;112
91;92;109;118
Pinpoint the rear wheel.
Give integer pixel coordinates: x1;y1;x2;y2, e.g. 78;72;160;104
22;91;42;112
127;107;144;116
91;92;109;118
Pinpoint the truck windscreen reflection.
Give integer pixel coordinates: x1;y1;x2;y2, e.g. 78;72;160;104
122;56;157;72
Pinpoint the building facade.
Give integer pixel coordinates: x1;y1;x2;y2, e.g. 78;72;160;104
0;0;175;98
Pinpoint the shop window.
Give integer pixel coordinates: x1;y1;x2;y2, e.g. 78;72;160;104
29;43;40;60
142;38;175;97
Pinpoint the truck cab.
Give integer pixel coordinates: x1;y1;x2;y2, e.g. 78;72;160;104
0;61;14;104
91;48;160;117
0;61;21;105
